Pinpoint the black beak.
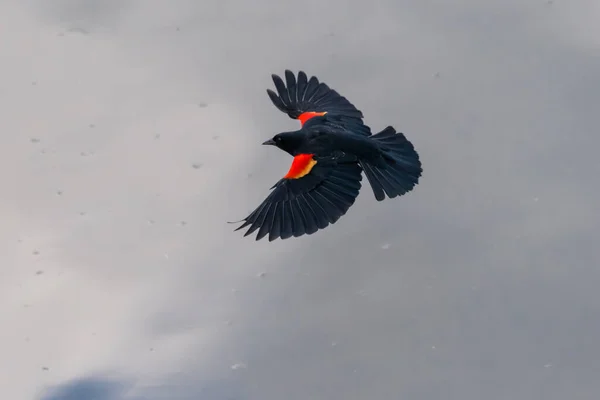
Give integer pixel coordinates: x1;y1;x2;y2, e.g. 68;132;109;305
262;138;276;146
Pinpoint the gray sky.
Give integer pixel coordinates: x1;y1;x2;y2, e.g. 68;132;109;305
2;1;599;399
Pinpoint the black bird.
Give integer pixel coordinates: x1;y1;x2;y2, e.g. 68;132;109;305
234;70;422;241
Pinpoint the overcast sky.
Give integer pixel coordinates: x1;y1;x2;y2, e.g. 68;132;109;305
2;1;599;399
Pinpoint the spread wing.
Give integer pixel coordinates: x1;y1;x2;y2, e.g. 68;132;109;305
235;156;363;241
267;70;370;136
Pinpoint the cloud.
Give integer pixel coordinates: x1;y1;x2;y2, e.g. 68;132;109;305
1;1;598;400
40;377;133;400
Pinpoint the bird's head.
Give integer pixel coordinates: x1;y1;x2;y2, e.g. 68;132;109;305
262;130;304;155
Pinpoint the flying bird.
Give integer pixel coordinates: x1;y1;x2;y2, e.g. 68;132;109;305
234;70;422;241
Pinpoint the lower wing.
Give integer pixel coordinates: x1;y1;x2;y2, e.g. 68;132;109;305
235;155;363;241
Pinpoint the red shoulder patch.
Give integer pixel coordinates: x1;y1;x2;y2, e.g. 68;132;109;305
298;111;327;126
284;154;317;179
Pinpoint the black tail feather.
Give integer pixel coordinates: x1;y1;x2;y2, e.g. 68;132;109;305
360;126;422;201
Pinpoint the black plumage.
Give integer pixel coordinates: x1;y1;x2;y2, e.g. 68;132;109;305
235;70;422;241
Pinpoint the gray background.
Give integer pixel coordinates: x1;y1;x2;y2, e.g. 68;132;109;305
2;0;599;399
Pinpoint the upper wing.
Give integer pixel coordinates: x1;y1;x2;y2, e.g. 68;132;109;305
235;155;363;241
267;70;369;134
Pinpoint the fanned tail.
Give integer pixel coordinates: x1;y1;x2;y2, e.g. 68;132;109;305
359;126;422;201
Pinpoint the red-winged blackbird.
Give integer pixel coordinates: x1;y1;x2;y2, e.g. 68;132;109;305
234;70;422;241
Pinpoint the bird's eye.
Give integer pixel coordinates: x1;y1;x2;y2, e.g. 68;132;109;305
275;137;281;142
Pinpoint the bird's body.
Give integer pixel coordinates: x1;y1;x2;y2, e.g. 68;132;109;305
234;70;423;241
270;119;380;160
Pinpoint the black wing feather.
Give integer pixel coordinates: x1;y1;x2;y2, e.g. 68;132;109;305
279;202;293;240
235;158;363;241
297;71;308;103
290;199;308;237
266;89;286;112
285;70;297;105
272;74;291;106
266;70;368;135
303;76;320;106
